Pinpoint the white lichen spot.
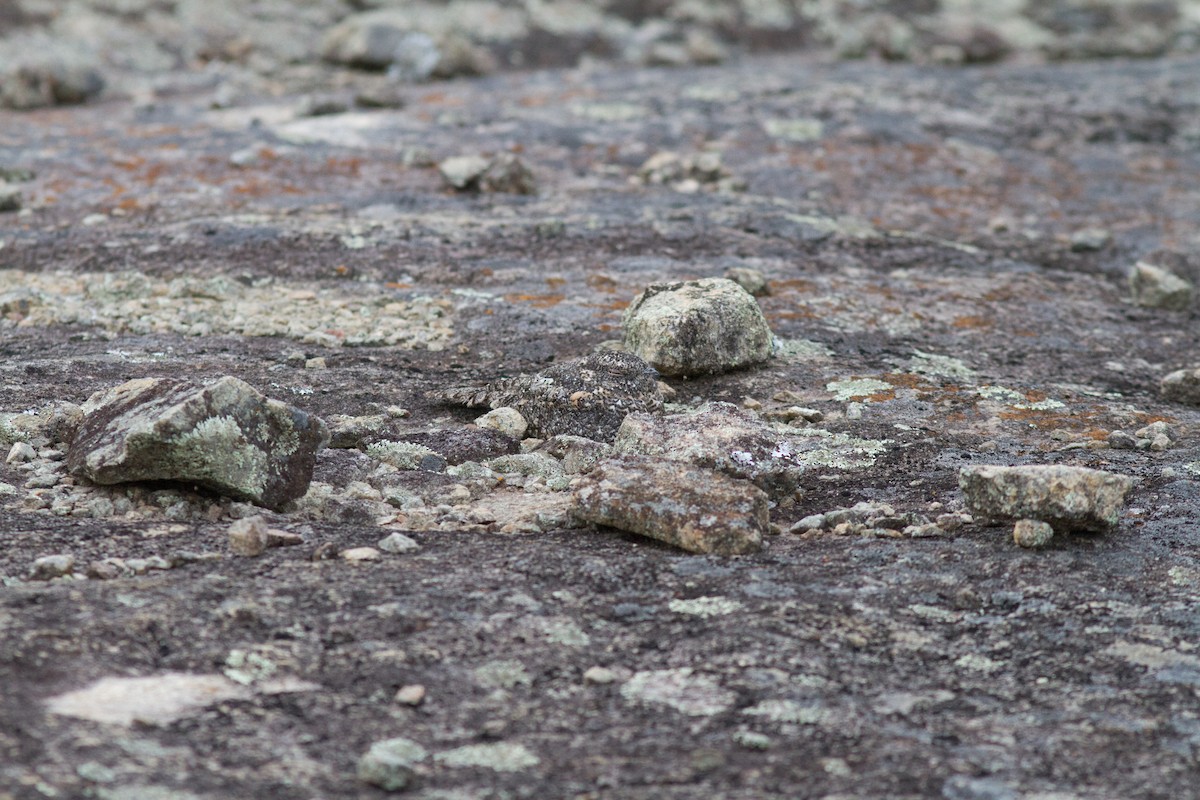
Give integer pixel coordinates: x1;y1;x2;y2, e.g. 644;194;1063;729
773;337;834;360
621;668;735;717
826;378;893;402
434;742;539;772
954;654;1002;673
669;596;744;618
169;416;268;495
742;699;830;725
730;450;755;467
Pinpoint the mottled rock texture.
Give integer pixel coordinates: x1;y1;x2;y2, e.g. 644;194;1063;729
614;402;803;499
432;351;663;442
622;277;773;377
959;465;1134;534
67;377;329;511
573;456;766;555
1160;368;1200;405
1129;261;1194;310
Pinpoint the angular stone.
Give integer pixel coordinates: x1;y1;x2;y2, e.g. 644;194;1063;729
432;351;663;442
1129;261;1194;311
622;277;773;376
613;402;804;498
1013;518;1054;548
67;377;329;512
439;155;491;189
474;407;528;439
958;464;1134;533
228;517;269;557
30;554;75;580
1161;368;1200;405
573;456;766;555
357;736;428;791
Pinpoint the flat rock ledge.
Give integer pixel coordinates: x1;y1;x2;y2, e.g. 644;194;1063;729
958;464;1135;534
622;278;773;377
67;376;329;511
573;456;767;556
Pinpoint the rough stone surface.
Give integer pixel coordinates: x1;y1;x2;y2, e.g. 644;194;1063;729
356;737;428;791
959;465;1135;533
1129;261;1194;310
1160;368;1200;405
67;377;329;511
474;407;528;440
227;516;269;557
432;351;664;442
622;278;773;377
614;402;805;499
1013;518;1055;549
574;456;767;555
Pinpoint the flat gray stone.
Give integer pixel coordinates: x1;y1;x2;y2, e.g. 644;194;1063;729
573;455;767;555
1129;260;1194;311
622;277;773;377
613;402;804;499
1161;367;1200;405
67;377;328;511
959;464;1134;533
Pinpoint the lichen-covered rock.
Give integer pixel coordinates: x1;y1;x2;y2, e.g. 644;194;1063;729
614;402;804;499
0;48;105;110
1161;367;1200;405
622;278;773;377
67;377;328;511
1129;260;1194;311
1013;518;1054;548
357;736;428;791
574;456;766;555
431;351;663;442
439;153;536;194
958;464;1134;533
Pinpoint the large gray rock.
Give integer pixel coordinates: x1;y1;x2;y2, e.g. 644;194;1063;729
321;10;493;78
958;464;1134;533
574;456;766;555
67;377;329;511
1129;260;1194;311
613;402;804;499
1161;367;1200;405
622;278;773;377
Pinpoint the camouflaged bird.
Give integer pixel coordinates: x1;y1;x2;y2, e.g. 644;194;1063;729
430;351;664;442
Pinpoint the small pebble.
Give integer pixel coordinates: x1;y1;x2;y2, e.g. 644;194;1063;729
1013;519;1054;549
394;684;426;705
305;357;327;370
86;559;124;580
341;547;382;562
583;666;618;685
378;532;420;554
30;554;75;580
1107;430;1137;449
228;516;270;557
6;442;36;464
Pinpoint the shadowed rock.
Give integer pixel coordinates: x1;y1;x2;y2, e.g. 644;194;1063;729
430;351;663;442
959;464;1134;533
574;456;766;555
67;377;329;511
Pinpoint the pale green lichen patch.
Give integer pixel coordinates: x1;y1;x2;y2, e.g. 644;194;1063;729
366;440;440;470
568;102;644;121
741;699;830;725
167;416;268;497
223;649;278;685
474;660;532;690
762;118;824;141
976;385;1065;410
774;337;834;361
908;350;976;380
434;742;540;772
826;378;894;401
621;668;736;717
669;596;744;617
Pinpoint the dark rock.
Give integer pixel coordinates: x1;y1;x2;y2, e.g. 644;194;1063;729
430;351;664;442
67;377;329;511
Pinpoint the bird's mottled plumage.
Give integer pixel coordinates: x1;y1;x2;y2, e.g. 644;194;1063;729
431;351;664;442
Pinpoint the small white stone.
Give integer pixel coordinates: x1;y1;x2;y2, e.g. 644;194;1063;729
394;684;426;705
5;442;35;464
1013;519;1054;549
31;554;75;580
341;546;381;562
378;532;420;554
583;666;618;685
228;516;269;557
474;407;528;439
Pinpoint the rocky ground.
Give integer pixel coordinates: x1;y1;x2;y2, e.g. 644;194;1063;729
5;2;1200;799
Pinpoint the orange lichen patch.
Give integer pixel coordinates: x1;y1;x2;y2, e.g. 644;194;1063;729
881;372;932;390
545;276;567;289
385;282;413;290
231;178;304;196
765;308;819;322
323;157;362;176
585;273;619;291
417;91;465;107
952;315;992;329
583;299;628;313
504;293;565;309
865;389;897;402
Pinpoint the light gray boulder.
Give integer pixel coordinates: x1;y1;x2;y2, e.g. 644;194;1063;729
959;464;1134;534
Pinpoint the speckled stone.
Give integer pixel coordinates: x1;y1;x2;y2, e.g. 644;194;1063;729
959;464;1134;533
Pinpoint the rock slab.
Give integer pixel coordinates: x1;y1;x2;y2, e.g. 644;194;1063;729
614;402;803;498
622;277;772;377
67;377;329;511
574;456;767;555
958;464;1134;533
